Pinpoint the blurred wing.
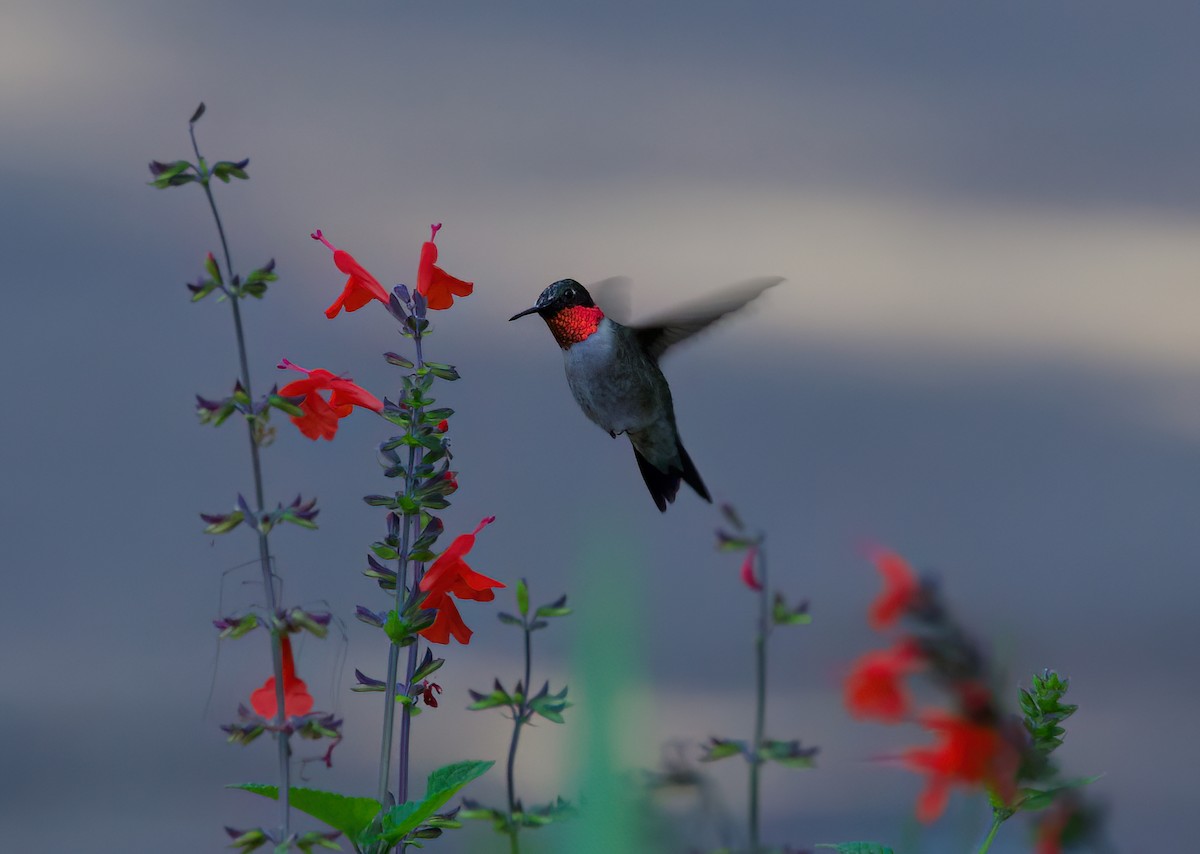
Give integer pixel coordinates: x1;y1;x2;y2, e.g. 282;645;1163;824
633;276;783;362
588;276;633;324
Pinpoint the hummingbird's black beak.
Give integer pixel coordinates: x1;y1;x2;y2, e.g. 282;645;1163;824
508;305;540;321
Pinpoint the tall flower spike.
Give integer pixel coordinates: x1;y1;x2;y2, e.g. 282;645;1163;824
417;222;474;310
312;229;390;318
278;358;384;440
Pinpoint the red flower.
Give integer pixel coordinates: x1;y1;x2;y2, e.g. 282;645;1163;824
250;635;314;718
417;223;473;310
420;681;442;708
740;545;762;591
443;471;459;494
436;419;449;433
418;516;503;644
844;639;923;722
278;358;384;440
869;549;920;630
901;710;1019;823
312;229;390;318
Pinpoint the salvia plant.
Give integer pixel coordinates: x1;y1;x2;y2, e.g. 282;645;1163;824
156;104;1109;854
837;551;1105;854
460;579;576;852
704;504;817;854
151;102;343;852
154;105;495;852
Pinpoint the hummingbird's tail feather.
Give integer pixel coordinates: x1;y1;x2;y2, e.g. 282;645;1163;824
676;439;712;504
633;445;676;513
632;441;712;513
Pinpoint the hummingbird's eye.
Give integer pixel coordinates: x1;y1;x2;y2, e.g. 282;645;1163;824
565;287;576;299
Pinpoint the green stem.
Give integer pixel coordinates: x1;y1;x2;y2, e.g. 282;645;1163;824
505;624;532;854
377;323;427;819
190;119;289;837
749;544;768;854
976;812;1004;854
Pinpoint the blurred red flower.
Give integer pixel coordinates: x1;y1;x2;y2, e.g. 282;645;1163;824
250;635;313;718
419;516;503;644
844;639;923;722
739;545;762;591
312;229;389;318
417;223;473;310
278;358;383;440
869;549;920;630
902;710;1018;823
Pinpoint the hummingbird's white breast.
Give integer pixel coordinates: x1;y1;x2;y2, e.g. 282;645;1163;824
561;317;670;436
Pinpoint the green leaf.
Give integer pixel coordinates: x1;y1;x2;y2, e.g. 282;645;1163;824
1017;775;1102;811
535;593;571;618
772;592;812;626
699;737;746;762
528;684;571;724
268;395;304;417
467;680;513;711
516;578;529;616
384;610;409;646
759;738;818;769
202;510;244;534
229;784;380;839
384;352;415;369
371;543;399;560
370;761;493;846
815;844;895;854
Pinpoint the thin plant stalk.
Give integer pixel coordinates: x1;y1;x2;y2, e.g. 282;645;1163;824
377;325;427;810
977;813;1003;854
504;624;534;854
189;120;291;835
748;545;769;854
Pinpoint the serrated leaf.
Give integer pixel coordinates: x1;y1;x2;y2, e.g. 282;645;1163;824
369;761;493;846
230;784;380;839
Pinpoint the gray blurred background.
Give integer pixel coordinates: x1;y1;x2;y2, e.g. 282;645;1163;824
2;1;1197;851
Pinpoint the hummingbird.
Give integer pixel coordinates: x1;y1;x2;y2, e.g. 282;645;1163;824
509;276;782;512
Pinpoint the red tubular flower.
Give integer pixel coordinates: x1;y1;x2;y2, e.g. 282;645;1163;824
844;639;923;722
869;549;920;630
312;229;390;318
418;516;503;645
740;545;762;591
901;710;1019;823
250;635;314;718
417;223;473;310
278;358;384;440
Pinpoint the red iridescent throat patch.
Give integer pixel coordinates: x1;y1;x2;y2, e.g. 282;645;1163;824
546;305;604;349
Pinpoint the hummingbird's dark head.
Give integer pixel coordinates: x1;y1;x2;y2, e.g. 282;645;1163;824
509;279;604;348
508;279;596;321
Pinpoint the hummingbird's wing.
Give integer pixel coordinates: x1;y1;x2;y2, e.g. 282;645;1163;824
587;276;633;324
633;276;783;362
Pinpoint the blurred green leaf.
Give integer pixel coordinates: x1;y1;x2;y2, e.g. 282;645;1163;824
516;578;529;616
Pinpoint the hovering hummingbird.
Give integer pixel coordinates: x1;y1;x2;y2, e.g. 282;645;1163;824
509;276;782;512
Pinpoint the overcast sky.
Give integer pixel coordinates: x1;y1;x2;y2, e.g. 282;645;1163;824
2;2;1198;852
